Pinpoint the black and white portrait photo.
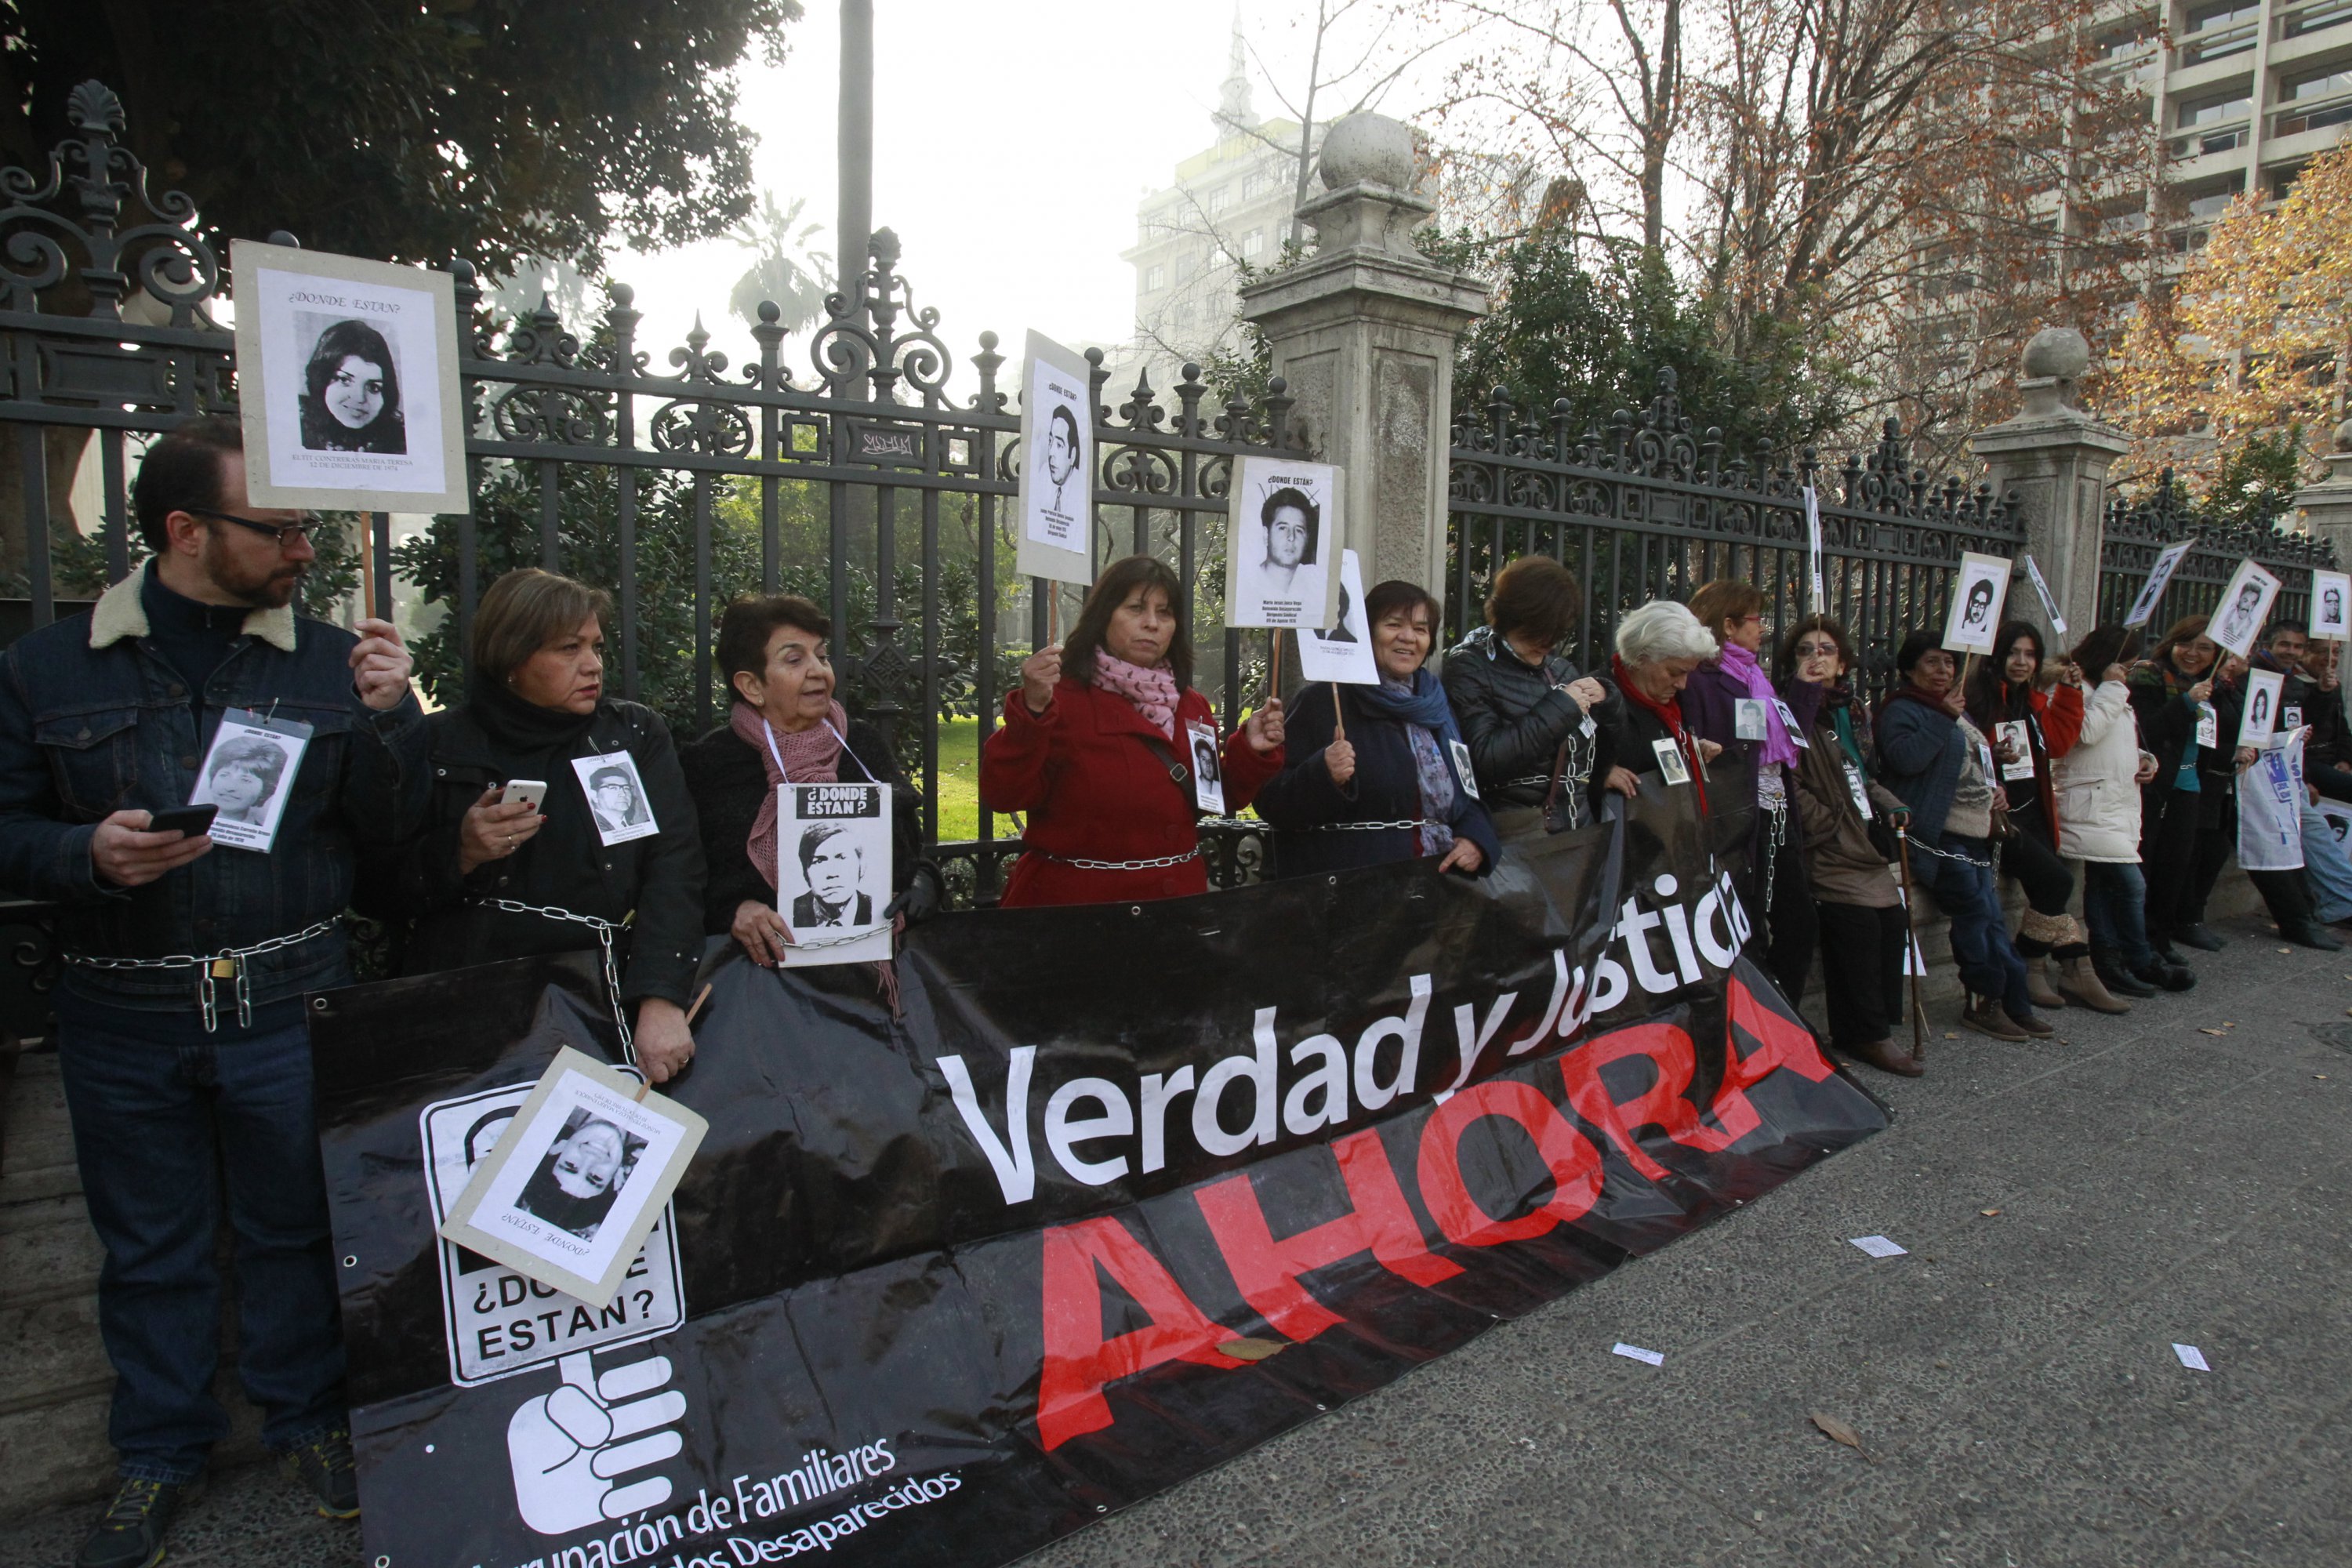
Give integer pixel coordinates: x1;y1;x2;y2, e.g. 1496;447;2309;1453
1298;548;1379;685
2313;570;2350;641
775;782;894;965
792;822;873;930
2238;667;2285;750
296;316;405;454
436;1047;708;1308
1940;553;2010;655
233;240;468;512
1015;331;1095;586
2210;559;2281;659
2125;539;2196;629
513;1109;644;1243
1226;456;1341;630
1189;720;1226;816
570;750;659;846
189;707;311;852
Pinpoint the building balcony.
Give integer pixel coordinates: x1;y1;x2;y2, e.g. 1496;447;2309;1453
2169;118;2254;161
2179;18;2259;69
2272;85;2352;137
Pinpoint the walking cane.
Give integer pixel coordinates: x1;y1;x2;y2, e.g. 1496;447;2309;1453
1896;822;1926;1064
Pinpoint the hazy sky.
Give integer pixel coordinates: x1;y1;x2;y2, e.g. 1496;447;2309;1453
601;2;1276;394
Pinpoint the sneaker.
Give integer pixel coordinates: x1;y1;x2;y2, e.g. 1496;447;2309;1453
77;1477;191;1568
1959;997;2029;1042
2174;923;2226;953
281;1428;360;1519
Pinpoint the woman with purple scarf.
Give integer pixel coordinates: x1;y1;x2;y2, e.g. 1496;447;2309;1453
1681;579;1817;1007
681;593;938;966
1257;579;1501;879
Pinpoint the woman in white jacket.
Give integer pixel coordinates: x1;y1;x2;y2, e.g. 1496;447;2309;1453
2053;624;2191;993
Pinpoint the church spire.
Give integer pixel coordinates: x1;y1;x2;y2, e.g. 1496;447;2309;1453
1215;8;1257;136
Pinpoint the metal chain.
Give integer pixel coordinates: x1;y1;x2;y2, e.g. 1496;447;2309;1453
1037;847;1203;871
66;919;340;1033
1904;836;1994;871
1311;819;1432;833
476;899;637;1064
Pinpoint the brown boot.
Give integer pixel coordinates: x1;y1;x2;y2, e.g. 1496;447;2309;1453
1959;996;2030;1041
2054;955;2130;1014
1846;1037;1925;1077
2024;954;2066;1009
2005;1007;2055;1037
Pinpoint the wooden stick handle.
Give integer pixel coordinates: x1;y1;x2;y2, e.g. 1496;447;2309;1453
358;514;378;622
1265;628;1283;707
1330;682;1345;743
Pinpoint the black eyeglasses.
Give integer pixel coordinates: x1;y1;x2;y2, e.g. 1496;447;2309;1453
184;507;322;547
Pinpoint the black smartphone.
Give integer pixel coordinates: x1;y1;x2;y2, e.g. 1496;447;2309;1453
147;803;219;837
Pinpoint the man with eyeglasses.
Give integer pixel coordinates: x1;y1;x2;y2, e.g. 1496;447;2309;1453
0;416;428;1567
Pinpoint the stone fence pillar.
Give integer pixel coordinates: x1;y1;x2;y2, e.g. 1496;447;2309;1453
1239;114;1486;604
1968;328;2129;642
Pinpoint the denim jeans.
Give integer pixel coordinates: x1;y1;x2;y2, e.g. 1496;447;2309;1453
2299;802;2352;924
1918;833;2033;1017
2082;860;2157;970
54;990;347;1483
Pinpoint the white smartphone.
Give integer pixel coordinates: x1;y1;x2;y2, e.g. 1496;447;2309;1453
499;779;549;812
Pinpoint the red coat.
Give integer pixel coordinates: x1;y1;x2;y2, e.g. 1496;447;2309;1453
979;679;1283;908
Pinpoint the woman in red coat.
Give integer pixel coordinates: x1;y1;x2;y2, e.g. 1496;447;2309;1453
982;555;1286;908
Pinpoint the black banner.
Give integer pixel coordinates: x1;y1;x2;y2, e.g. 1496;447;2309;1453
313;786;1887;1568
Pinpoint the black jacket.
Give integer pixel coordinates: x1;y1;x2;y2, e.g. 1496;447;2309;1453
363;694;705;1007
1254;681;1502;879
678;717;931;937
1439;624;1620;815
2282;666;2350;772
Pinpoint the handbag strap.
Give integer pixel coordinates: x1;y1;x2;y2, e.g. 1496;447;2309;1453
1540;735;1572;820
1135;732;1204;818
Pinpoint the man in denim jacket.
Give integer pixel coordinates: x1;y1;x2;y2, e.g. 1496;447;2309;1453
0;417;426;1568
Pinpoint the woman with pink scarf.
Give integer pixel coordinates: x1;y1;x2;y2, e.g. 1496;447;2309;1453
982;555;1287;909
1680;579;1817;1009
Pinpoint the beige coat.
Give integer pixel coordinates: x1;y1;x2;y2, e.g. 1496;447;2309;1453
2053;679;2151;864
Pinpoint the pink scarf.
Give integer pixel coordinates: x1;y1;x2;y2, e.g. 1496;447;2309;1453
1718;640;1801;770
1091;648;1179;738
731;698;848;891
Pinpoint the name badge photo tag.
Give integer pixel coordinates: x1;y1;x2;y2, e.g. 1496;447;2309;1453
1448;738;1480;800
1186;720;1226;815
2197;702;2220;750
1841;760;1873;819
2285;705;2303;731
1733;698;1768;742
1653;737;1691;786
1772;698;1809;746
188;707;315;854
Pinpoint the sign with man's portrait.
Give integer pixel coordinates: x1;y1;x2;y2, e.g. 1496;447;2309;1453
437;1047;706;1309
776;781;894;967
569;750;659;847
231;240;470;513
2210;558;2282;660
1014;330;1095;586
2311;569;2350;641
1941;552;2011;655
1226;456;1342;630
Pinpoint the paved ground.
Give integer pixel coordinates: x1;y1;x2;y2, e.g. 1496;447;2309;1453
6;910;2349;1568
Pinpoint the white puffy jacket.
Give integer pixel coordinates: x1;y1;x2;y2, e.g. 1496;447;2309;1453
2054;679;2152;864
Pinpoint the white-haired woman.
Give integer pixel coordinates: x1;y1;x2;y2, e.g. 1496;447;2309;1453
1601;600;1725;808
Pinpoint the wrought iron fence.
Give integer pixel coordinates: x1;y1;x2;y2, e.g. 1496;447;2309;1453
0;82;1308;911
1446;372;2028;700
2095;471;2340;638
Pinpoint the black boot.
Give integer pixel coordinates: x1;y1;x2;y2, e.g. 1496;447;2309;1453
2173;922;2226;952
2284;921;2347;952
2132;955;2197;992
2094;946;2156;998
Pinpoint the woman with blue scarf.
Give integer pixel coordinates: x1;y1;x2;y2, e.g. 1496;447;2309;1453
1256;579;1501;879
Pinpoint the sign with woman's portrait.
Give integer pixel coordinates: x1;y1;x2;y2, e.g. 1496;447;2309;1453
1296;548;1378;685
1014;331;1096;587
1940;552;2011;655
776;782;895;967
2210;558;2282;660
1226;456;1342;630
231;240;470;513
437;1047;707;1309
2239;666;2286;750
188;706;313;852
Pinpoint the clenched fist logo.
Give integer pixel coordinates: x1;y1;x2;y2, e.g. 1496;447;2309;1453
508;1350;687;1535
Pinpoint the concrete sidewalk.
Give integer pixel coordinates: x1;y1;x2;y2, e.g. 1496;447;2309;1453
5;912;2347;1568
